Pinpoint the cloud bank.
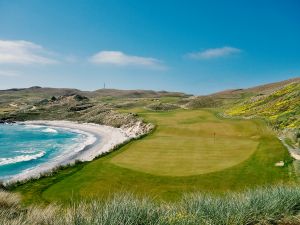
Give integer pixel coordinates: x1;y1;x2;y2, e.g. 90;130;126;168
89;51;165;69
187;46;241;60
0;40;58;65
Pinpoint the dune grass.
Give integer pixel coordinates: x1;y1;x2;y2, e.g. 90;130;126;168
11;109;294;204
3;186;300;225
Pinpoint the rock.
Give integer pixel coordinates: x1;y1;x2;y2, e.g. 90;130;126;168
0;118;15;124
35;99;49;106
73;94;88;101
68;104;94;112
275;161;284;167
121;121;154;138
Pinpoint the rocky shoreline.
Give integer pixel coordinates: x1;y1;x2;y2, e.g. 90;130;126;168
0;119;15;124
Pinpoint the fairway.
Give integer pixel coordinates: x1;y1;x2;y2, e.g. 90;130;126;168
111;110;260;176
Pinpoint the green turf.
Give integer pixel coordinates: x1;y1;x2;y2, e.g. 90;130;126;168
111;109;261;176
13;109;295;204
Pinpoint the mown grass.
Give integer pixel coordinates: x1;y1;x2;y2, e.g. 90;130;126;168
12;109;295;204
8;162;87;204
3;186;300;225
111;109;262;176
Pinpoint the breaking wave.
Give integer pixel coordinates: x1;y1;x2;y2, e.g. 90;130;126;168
0;151;46;166
42;128;58;133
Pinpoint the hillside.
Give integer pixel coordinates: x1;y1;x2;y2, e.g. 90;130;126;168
0;87;189;123
91;88;190;98
212;77;300;97
225;79;300;148
186;77;300;109
226;81;300;129
0;86;190;102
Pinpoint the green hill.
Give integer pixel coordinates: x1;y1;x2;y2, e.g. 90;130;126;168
226;81;300;130
186;77;300;110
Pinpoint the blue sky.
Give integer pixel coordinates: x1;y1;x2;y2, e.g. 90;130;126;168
0;0;299;94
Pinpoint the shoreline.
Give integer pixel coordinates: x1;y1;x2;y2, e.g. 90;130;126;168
4;120;134;184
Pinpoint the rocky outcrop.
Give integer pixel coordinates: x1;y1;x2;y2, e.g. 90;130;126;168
121;120;154;138
0;118;15;124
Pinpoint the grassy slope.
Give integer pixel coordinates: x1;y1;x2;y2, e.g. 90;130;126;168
226;82;300;129
13;109;294;204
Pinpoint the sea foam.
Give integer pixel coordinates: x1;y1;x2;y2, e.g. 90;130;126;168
42;128;58;133
0;151;46;166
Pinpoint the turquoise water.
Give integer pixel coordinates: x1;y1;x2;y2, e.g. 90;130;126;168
0;124;88;181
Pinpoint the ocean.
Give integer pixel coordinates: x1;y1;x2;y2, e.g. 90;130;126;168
0;123;89;181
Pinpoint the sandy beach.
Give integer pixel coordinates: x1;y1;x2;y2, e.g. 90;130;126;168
6;120;132;183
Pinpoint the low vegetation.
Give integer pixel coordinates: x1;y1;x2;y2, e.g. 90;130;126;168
2;186;300;225
226;81;300;148
226;82;300;130
146;102;180;111
185;96;223;109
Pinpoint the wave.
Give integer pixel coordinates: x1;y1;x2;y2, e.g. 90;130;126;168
24;125;58;133
15;149;37;154
42;128;58;133
0;151;45;166
24;124;45;129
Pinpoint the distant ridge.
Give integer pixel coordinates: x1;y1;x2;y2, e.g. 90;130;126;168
1;77;298;98
211;77;300;97
92;88;190;98
0;87;190;100
186;77;300;110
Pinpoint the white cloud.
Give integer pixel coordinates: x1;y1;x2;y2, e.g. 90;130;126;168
0;40;58;65
0;70;20;77
89;51;166;69
187;46;241;60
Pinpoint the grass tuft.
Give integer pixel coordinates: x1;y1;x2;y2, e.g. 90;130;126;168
2;186;300;224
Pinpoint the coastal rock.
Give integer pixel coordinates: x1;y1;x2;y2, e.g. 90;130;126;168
121;120;154;138
0;118;15;124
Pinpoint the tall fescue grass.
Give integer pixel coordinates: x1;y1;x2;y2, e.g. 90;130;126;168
1;186;300;225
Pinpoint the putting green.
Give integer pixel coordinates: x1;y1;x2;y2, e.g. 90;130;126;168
111;110;261;176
